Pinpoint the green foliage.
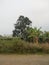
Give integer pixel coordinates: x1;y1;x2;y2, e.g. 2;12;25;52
13;15;49;43
0;16;49;54
0;37;49;54
13;15;32;40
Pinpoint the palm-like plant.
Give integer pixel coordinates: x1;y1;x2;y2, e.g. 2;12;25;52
27;27;42;43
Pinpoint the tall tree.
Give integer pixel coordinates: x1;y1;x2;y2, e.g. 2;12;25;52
13;15;32;40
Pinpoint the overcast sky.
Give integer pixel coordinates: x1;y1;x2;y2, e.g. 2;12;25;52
0;0;49;35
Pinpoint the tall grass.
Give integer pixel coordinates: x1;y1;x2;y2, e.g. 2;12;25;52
0;37;49;54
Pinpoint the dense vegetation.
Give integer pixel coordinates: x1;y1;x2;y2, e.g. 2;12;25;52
13;15;49;43
0;15;49;54
0;37;49;54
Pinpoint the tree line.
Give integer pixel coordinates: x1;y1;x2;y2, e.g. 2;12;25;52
13;15;49;43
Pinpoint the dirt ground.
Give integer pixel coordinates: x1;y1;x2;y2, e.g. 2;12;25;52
0;54;49;65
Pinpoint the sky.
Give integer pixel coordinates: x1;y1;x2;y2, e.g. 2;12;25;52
0;0;49;35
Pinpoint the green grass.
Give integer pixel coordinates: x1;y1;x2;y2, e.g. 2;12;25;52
0;37;49;54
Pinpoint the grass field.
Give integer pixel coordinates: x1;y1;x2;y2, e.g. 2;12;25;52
0;54;49;65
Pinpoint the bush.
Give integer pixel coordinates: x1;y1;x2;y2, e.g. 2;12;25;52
0;37;49;54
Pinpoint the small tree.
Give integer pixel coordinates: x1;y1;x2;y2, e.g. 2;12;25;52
43;31;49;43
27;27;42;43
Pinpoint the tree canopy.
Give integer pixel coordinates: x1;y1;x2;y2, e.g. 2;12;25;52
13;15;32;40
13;15;49;43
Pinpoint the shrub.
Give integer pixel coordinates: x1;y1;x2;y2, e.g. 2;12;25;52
0;37;49;54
